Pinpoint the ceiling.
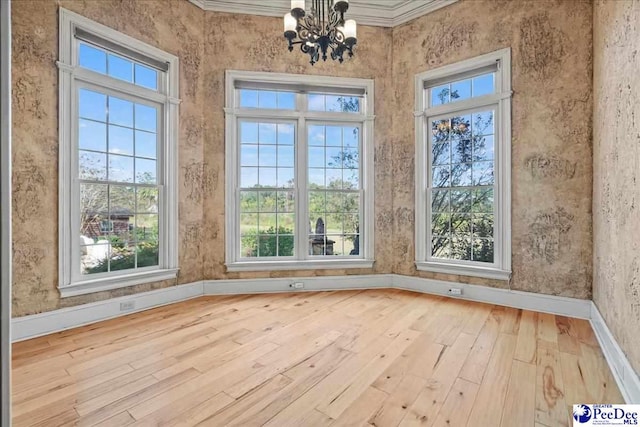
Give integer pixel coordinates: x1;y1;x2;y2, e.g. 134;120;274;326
189;0;458;27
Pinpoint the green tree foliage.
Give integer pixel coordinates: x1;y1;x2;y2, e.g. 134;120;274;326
242;226;294;257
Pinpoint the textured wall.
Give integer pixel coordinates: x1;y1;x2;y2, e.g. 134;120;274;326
390;0;594;298
11;0;392;316
12;0;596;318
11;0;206;316
593;0;640;373
200;12;394;281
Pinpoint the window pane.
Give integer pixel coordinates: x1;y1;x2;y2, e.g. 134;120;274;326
136;242;159;268
258;168;277;187
277;168;294;188
472;161;493;186
277;145;294;167
276;191;295;213
258;91;277;109
277;123;294;145
472;239;494;263
240;192;258;213
109;125;134;156
431;84;450;106
108;154;134;183
308;94;325;111
472;73;494;97
135;130;157;159
241;145;259;166
81;243;110;274
277;92;295;109
136;158;157;184
79;151;107;180
241;167;258;188
109;185;135;216
258;191;277;212
80;184;108;235
79;89;107;122
109;97;134;128
134;64;158;90
107;54;133;83
259;123;276;144
79;120;107;152
309;94;361;112
258;145;277;167
239;90;258;108
137;187;158;213
135;104;157;132
240;122;258;144
79;43;106;74
135;214;158;242
472;188;493;213
308;125;325;146
451;79;471;101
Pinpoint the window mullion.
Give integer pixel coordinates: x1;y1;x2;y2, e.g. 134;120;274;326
296;113;308;261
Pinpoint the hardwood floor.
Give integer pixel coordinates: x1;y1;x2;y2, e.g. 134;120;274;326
11;289;623;426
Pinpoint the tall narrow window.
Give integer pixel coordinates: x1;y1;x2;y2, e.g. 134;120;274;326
225;71;374;271
415;49;512;280
58;9;179;297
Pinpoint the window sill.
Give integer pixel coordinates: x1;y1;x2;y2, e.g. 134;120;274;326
415;261;511;281
226;259;375;272
58;268;179;298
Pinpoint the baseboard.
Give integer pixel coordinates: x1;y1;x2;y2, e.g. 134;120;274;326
590;303;640;403
10;273;638;404
392;275;592;319
11;281;204;342
203;274;393;295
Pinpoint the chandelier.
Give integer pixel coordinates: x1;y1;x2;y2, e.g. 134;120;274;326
283;0;358;65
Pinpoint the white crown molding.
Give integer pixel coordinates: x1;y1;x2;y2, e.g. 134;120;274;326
11;274;639;404
188;0;458;28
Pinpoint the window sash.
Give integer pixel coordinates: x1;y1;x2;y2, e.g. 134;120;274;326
71;81;165;282
425;101;500;268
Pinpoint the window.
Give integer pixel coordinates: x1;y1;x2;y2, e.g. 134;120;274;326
58;9;179;297
225;71;374;271
415;49;512;280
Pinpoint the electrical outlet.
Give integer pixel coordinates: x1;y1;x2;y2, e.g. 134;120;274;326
289;282;304;289
448;288;463;296
120;301;135;311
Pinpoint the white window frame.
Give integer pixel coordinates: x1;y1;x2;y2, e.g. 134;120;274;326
58;9;180;298
414;48;512;281
225;70;375;272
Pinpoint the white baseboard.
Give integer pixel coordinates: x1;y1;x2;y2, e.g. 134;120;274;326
10;273;638;404
203;274;392;295
12;281;204;342
590;304;640;403
392;275;593;319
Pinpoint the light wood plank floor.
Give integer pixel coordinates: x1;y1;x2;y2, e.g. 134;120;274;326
12;289;623;426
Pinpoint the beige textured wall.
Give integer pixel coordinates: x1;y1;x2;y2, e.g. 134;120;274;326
12;0;596;318
200;12;394;281
593;0;640;373
391;0;594;298
11;0;392;316
12;0;206;316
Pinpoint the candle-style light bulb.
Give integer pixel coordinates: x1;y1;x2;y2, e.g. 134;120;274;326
284;13;297;33
343;19;357;41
